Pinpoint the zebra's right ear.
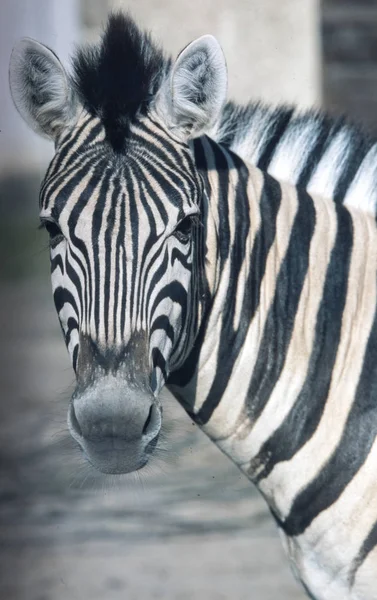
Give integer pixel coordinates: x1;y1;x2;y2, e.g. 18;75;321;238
9;38;79;140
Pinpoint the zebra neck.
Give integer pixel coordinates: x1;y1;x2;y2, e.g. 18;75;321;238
169;138;303;455
190;154;305;441
170;138;377;536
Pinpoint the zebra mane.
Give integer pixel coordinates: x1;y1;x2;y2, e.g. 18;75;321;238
72;12;170;152
213;101;377;212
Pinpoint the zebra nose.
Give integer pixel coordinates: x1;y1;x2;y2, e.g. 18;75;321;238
67;376;161;474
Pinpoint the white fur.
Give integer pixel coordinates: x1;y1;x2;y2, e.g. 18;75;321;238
268;115;320;184
344;144;377;214
307;129;352;200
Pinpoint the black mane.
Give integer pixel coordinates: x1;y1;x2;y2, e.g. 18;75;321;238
72;13;169;152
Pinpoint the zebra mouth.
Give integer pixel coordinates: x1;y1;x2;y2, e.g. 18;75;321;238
69;420;160;474
81;430;160;474
82;445;150;475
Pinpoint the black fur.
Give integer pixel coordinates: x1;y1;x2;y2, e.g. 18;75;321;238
72;13;170;152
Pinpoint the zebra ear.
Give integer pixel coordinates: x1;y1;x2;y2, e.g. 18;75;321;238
159;35;227;139
9;38;79;140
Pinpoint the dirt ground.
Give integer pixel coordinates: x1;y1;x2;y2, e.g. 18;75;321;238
0;233;307;600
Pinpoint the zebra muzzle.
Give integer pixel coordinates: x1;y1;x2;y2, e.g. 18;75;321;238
68;375;161;474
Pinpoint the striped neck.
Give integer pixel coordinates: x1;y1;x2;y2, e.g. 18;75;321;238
169;135;377;529
168;135;270;417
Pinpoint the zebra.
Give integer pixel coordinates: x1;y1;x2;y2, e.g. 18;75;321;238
9;12;377;600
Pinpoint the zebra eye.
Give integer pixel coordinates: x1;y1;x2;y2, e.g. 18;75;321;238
174;216;195;243
40;219;64;243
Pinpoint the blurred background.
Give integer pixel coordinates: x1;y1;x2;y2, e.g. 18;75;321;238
0;1;375;599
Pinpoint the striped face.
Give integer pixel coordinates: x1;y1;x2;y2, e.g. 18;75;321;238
9;17;227;475
39;112;203;473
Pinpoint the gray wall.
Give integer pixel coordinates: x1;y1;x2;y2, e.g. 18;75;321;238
0;0;80;177
104;0;321;107
322;0;377;133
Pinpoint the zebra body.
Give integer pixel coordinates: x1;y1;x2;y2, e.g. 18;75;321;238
9;13;377;599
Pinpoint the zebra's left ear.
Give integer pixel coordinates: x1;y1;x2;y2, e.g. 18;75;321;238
157;35;227;140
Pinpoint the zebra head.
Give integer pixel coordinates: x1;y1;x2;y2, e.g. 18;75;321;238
9;15;227;474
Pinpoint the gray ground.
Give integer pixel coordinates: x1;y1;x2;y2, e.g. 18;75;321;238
0;214;306;599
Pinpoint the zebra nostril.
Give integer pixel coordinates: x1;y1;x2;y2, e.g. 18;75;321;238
142;404;160;437
142;404;153;435
69;402;83;437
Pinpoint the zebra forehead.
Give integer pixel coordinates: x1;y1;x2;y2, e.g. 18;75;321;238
40;110;201;221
